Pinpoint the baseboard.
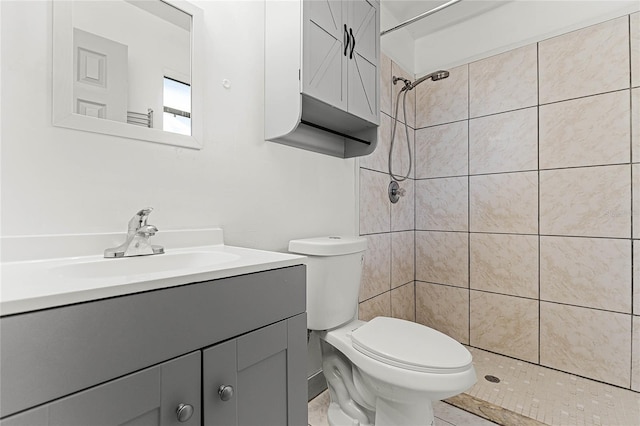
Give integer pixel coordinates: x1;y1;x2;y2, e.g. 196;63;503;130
308;370;327;401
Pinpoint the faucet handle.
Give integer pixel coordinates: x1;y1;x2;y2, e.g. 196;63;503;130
128;207;154;232
137;224;158;237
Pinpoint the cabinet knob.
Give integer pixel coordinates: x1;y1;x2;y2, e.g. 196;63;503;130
176;403;194;422
218;384;234;401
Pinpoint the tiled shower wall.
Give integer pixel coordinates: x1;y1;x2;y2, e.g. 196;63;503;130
358;54;417;323
360;12;640;391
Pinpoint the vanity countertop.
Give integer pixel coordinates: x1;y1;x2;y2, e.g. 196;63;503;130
1;229;306;316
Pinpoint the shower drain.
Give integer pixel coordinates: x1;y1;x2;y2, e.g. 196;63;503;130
484;375;501;383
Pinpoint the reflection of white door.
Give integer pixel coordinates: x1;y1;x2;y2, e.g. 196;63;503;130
73;28;128;122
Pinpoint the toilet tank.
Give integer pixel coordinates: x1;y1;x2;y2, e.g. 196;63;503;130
289;236;367;331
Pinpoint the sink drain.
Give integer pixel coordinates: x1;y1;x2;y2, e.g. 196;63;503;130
484;375;501;383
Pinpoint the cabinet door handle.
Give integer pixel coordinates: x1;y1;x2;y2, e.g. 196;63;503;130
349;27;355;59
176;403;194;422
218;384;234;401
343;24;350;57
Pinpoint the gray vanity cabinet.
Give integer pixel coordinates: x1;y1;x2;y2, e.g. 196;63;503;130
302;0;379;124
0;265;307;426
1;352;201;426
203;314;307;426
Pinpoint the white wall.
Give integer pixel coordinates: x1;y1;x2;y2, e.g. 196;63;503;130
414;0;640;75
0;0;358;253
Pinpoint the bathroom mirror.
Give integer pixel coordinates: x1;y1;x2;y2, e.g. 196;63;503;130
53;0;203;149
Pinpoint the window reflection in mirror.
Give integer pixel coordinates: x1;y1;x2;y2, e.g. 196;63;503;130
71;0;191;135
163;77;191;136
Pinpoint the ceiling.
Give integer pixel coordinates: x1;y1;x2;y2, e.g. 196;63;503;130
380;0;510;41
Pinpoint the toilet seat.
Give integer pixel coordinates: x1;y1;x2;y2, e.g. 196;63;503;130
350;317;472;374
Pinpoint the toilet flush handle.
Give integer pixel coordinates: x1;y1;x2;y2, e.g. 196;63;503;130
218;384;234;401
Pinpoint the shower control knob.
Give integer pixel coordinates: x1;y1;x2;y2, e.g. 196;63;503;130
218;384;234;401
176;403;194;422
388;181;405;203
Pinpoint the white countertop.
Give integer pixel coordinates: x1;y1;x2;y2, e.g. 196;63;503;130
1;229;306;316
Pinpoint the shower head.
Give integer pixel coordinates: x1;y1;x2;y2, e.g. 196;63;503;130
431;70;450;81
407;69;450;90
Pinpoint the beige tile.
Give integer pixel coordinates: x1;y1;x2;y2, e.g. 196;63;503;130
470;233;538;299
635;164;640;239
540;165;631;238
540;236;631;313
469;172;538;234
540;301;632;388
470;291;539;363
391;282;415;322
359;233;391;302
469;44;537;118
358;291;390;322
634;241;640;315
469;107;537;175
416;177;468;232
633;88;640;163
633;316;640;391
416;231;468;288
416;282;469;344
539;16;630;104
631;12;639;88
308;390;330;426
416;121;468;179
539;91;631;169
416;64;468;128
360;113;391;173
389;122;414;180
391;231;414;288
380;52;392;116
391;178;414;231
359;169;390;235
391;61;415;128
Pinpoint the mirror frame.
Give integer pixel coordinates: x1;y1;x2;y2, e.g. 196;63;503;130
52;0;204;149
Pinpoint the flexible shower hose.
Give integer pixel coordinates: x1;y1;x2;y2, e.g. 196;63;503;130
388;86;412;182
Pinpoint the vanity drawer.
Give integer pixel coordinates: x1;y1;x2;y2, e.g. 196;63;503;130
0;265;305;418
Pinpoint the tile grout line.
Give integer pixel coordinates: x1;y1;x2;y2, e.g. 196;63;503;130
629;13;635;390
537;39;542;366
467;63;472;346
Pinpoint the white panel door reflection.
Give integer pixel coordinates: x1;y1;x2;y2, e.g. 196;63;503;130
73;28;128;122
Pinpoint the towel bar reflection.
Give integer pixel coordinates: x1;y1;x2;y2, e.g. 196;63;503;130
127;108;153;128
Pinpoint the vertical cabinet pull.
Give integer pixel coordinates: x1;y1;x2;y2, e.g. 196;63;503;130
349;27;355;59
343;24;350;56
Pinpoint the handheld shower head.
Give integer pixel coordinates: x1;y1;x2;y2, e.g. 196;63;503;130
431;70;450;81
409;69;450;89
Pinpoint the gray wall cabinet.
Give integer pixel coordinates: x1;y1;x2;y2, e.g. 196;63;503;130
302;0;379;124
0;266;307;426
265;0;380;158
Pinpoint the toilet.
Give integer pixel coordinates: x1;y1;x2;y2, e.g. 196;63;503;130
289;236;476;426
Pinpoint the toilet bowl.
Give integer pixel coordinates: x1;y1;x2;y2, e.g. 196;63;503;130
289;236;476;426
320;318;476;425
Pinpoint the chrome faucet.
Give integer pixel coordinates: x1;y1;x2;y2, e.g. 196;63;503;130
104;208;165;258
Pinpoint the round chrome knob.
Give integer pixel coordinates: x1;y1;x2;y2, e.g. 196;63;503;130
176;403;194;423
218;384;234;401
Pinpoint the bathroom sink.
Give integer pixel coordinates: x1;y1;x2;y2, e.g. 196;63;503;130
1;228;307;316
51;251;241;279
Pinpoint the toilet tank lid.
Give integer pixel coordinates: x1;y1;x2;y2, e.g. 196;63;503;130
289;236;367;256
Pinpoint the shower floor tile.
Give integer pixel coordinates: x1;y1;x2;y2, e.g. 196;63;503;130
450;347;640;426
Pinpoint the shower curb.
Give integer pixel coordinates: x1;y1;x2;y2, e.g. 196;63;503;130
445;393;547;426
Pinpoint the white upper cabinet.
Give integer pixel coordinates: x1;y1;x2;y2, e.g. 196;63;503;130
266;0;380;158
